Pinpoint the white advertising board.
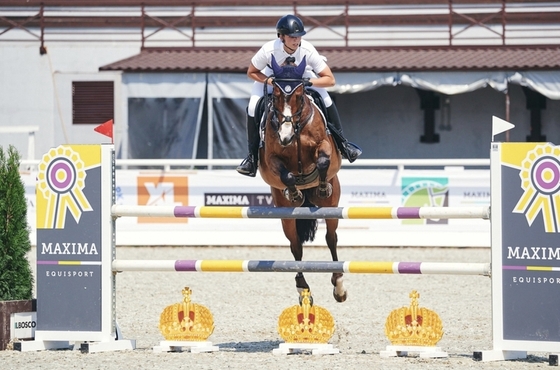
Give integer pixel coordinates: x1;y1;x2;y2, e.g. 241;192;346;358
22;168;490;247
10;312;37;340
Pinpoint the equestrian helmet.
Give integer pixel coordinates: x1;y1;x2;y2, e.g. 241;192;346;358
276;15;306;37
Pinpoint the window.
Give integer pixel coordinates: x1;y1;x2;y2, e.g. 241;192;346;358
128;97;201;159
72;81;114;124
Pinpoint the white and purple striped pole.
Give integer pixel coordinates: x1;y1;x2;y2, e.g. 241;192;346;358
112;205;490;220
112;259;491;276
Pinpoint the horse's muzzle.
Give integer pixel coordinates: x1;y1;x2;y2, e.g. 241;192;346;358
279;135;294;146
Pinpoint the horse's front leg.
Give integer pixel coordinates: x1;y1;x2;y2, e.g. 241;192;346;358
279;166;303;203
316;151;332;198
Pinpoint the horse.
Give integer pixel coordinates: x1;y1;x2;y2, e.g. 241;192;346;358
257;55;347;303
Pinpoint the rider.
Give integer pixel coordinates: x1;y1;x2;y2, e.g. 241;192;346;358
236;14;362;177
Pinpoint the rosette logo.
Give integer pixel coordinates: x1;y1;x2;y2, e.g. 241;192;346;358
513;143;560;232
37;147;93;229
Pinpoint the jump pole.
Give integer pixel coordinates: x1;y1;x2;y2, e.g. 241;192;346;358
111;205;490;220
112;259;491;276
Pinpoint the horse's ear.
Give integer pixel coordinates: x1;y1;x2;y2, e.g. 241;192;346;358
295;56;307;77
271;55;282;76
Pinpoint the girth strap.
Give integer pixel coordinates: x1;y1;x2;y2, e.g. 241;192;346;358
294;167;319;186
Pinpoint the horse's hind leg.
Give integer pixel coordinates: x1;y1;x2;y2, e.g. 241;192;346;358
273;188;310;300
326;218;347;302
280;219;311;298
282;230;311;297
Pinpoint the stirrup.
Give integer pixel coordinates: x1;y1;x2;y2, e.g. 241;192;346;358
343;142;362;163
236;155;257;177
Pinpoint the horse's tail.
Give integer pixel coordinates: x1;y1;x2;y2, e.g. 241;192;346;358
296;197;318;243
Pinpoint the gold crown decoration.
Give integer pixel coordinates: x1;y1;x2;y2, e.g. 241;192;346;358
159;287;214;341
277;289;335;343
385;290;444;347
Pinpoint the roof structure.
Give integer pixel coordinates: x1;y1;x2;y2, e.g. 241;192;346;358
2;1;560;48
3;1;559;71
100;45;560;73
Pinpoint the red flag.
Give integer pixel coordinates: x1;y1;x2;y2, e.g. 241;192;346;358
94;119;113;143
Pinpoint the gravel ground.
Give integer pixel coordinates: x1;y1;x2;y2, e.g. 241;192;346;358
1;245;553;369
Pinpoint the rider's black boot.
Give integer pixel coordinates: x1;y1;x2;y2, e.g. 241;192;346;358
326;104;362;163
236;115;259;177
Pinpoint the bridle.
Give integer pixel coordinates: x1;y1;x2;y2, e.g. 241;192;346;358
265;77;313;134
264;76;318;184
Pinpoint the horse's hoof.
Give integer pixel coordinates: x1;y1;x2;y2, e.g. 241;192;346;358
283;188;303;203
333;289;347;303
316;183;333;198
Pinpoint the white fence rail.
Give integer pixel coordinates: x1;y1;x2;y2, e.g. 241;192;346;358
21;158;490;171
21;158;491;247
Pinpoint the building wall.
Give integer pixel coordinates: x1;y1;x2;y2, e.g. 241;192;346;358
0;43;139;159
336;84;560;159
1;43;559;162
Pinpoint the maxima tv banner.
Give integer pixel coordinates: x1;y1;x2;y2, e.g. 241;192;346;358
35;145;114;342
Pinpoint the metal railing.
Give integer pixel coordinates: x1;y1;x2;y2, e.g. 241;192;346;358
20;158;490;172
1;1;559;50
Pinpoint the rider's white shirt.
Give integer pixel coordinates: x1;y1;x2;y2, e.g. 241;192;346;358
247;38;332;116
251;38;328;78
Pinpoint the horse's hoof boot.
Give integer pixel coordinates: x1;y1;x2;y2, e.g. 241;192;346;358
333;289;347;303
317;183;333;198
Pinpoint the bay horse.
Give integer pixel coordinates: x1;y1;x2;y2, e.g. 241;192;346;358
258;55;347;303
